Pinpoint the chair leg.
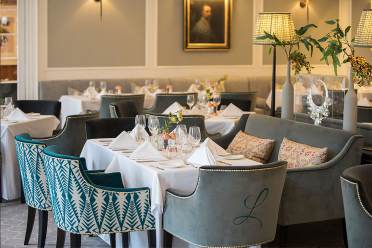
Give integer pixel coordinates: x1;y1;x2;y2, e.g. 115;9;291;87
121;233;129;248
70;233;81;248
38;210;48;248
110;233;116;248
147;230;156;248
163;230;173;248
24;206;36;245
56;228;66;248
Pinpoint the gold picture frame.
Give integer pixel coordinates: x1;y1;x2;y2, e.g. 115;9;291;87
184;0;232;51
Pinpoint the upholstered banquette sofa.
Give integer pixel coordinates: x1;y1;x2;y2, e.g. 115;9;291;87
38;76;287;114
215;114;364;227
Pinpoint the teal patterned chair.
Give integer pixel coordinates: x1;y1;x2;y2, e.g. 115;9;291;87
43;145;156;248
163;161;287;247
15;134;51;248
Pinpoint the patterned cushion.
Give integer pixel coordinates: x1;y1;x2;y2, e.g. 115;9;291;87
278;138;328;169
227;131;275;163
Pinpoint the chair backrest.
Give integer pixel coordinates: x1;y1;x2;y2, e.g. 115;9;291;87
15;134;51;210
39;112;99;156
150;93;198;113
244;114;354;162
357;106;372;123
341;164;372;248
164;161;287;247
154;114;208;140
16;100;61;118
220;92;257;111
86;117;136;139
109;101;140;118
100;94;145;118
43;145;156;235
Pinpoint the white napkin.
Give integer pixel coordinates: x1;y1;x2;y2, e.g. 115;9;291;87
162;102;184;114
130;141;167;161
6;108;29;121
187;138;229;167
221;103;244;117
108;131;138;150
129;125;149;141
83;86;99;99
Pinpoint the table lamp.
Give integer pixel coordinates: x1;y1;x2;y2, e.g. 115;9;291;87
253;12;297;117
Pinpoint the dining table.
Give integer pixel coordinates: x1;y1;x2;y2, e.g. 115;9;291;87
1;114;60;200
81;139;261;248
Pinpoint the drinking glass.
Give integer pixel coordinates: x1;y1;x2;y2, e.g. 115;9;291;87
187;94;195;109
213;95;221;110
175;124;187;147
89;81;96;88
188;126;201;147
135;115;147;128
4;97;12;106
148;116;160;136
100;81;107;92
198;94;208;106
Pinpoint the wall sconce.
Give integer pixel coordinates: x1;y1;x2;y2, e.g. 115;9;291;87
299;0;310;24
94;0;103;23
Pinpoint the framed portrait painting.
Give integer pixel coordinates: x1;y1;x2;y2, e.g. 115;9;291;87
184;0;232;51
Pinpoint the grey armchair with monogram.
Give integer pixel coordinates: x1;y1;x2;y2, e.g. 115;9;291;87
163;162;287;247
145;93;198;114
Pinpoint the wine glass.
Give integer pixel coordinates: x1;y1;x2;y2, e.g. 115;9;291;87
187;94;195;109
148;116;160;136
89;81;96;88
100;81;107;93
135;114;147;128
188;126;201;148
175;124;187;147
4;97;13;106
213;94;221;110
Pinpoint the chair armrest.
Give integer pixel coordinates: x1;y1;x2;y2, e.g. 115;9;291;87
87;172;125;189
86;169;105;174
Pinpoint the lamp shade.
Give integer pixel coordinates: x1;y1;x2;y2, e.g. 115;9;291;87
353;9;372;48
253;12;297;45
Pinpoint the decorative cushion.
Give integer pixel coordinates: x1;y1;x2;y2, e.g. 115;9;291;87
278;138;328;169
227;131;275;163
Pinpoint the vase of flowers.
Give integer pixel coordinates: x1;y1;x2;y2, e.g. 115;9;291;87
161;111;183;149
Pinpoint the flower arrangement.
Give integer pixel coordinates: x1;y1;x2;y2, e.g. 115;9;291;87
317;19;372;86
162;111;183;140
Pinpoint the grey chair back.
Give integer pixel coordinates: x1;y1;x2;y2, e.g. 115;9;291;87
39;112;98;156
16;100;61;118
154;114;208;140
341;164;372;248
86;118;136;139
109;101;140;118
357;106;372;123
100;94;144;118
163;161;287;247
147;92;197;113
220;92;257;111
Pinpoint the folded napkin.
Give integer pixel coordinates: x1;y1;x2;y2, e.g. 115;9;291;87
187;138;229;167
221;103;244;117
83;86;99;99
108;131;138;150
6;108;29;121
163;102;184;114
130;124;149;141
130;141;167;161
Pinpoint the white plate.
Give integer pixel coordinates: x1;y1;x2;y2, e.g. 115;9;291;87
223;154;245;160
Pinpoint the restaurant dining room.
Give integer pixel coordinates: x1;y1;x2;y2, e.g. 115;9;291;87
0;0;371;247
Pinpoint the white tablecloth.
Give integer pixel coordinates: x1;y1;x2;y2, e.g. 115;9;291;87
1;115;60;200
205;115;239;135
59;95;100;126
81;139;260;248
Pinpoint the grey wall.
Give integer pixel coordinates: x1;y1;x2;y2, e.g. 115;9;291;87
48;0;146;67
157;0;253;66
263;0;339;65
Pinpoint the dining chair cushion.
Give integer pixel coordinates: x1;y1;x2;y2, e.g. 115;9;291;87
227;131;275;163
278;137;328;169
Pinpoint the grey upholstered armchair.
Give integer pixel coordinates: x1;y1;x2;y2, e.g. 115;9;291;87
145;92;197;113
341;164;372;248
99;94;145;118
219;92;257;111
163;161;287;247
39;112;98;156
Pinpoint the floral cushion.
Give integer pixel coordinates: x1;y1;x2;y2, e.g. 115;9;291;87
227;131;275;163
278;138;328;169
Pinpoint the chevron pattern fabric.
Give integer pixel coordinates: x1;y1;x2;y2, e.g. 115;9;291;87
15;136;51;211
43;151;156;235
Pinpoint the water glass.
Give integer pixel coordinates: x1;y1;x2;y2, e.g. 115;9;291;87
100;81;107;92
188;126;201;147
148;116;160;136
4;97;12;106
187;94;195;109
175;124;187;146
89;81;96;88
135;115;147;128
213;95;221;109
